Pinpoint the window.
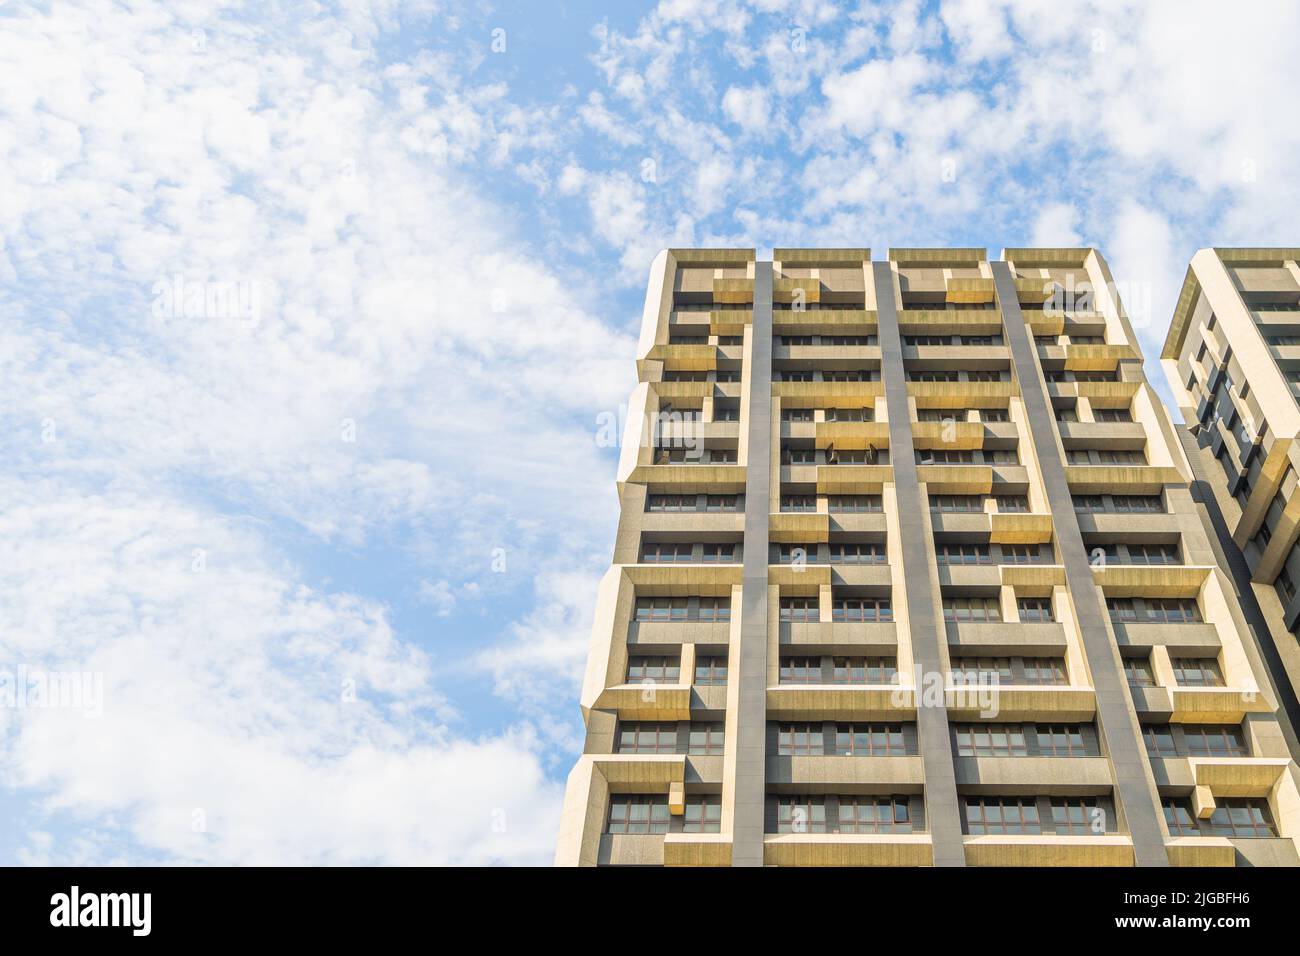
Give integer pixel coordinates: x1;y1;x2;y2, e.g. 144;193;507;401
780;597;818;622
823;369;874;382
694;656;728;686
626;656;680;684
779;657;822;683
1184;725;1247;757
1172;657;1224;687
782;407;814;422
1109;597;1201;623
1017;596;1054;622
825;407;873;422
1277;567;1297;603
839;797;912;834
777;722;825;756
829;542;885;564
1073;494;1105;512
829;494;882;512
705;494;740;511
1055;406;1079;423
1113;495;1163;513
995;495;1029;512
618;722;677;754
713;403;740;421
777;543;818;564
831;448;887;464
965;797;1041;835
1000;544;1049;564
1022;658;1068;685
952;658;1013;684
683;796;721;833
688;722;725;756
1142;724;1178;757
1124;657;1155;687
969;370;1004;382
1037;725;1087;756
1201;799;1275;837
784;446;815;464
935;543;991;565
701;543;736;563
775;796;827;833
1108;598;1140;622
1094;407;1132;422
980;408;1010;423
832;597;893;622
832;657;897;684
920;449;975;464
836;723;906;755
697;597;731;622
781;494;816;512
606;795;669;834
647;493;696;512
635;597;687;622
1126;543;1179;565
943;596;1001;622
1163;799;1199;836
955;723;1027;757
909;369;960;382
641;542;693;564
931;494;985;512
1051;798;1110;834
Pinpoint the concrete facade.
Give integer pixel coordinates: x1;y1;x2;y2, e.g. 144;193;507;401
555;247;1300;867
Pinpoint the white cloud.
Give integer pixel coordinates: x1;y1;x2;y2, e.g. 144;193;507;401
1031;202;1082;247
721;85;769;132
0;482;562;865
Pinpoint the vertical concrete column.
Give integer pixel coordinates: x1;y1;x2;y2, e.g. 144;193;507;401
730;261;773;866
991;260;1169;866
873;260;966;866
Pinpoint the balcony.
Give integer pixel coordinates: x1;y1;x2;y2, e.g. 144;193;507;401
773;344;881;363
628;621;733;647
780;621;899;655
963;834;1134;866
946;685;1096;722
763;832;933;866
1063;343;1139;370
770;308;877;332
627;462;747;492
766;755;924;789
902;345;1009;364
946;621;1069;656
772;379;885;402
598;833;665;866
638;511;745;535
1056;420;1147;446
952;755;1111;791
766;684;913;722
1110;621;1221;653
1064;464;1182;495
594;683;693;721
663;832;731;867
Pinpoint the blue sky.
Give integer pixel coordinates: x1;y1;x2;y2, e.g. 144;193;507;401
2;0;1299;865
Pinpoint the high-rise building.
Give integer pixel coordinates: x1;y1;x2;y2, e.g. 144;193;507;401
555;247;1300;867
1162;246;1300;753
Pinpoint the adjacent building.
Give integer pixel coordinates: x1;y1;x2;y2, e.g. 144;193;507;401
555;246;1300;867
1161;246;1300;756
